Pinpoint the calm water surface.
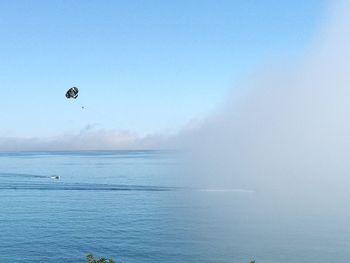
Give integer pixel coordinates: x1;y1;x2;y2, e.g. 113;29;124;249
0;151;349;263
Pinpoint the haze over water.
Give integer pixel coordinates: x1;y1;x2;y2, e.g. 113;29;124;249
0;151;349;263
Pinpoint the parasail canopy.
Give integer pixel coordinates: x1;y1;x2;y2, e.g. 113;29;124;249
65;87;79;99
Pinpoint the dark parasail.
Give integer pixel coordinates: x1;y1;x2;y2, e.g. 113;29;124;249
65;87;79;99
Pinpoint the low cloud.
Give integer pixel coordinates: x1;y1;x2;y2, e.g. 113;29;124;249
180;0;350;211
0;125;171;151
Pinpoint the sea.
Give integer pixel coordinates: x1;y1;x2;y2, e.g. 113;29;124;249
0;151;349;263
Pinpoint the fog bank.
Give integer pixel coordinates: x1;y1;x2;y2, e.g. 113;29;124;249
183;1;350;210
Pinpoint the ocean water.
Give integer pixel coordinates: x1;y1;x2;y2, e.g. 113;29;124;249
0;151;350;263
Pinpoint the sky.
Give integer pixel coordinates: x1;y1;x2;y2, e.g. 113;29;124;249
0;0;327;149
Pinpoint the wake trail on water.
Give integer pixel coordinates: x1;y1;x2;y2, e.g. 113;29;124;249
0;172;256;193
196;188;255;193
0;172;51;178
0;182;174;191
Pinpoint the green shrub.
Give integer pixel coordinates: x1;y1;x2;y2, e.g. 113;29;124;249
86;254;116;263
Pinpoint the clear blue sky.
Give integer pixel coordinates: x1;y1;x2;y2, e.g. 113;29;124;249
0;0;327;138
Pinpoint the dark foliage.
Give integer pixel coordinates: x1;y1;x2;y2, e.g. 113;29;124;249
86;254;116;263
